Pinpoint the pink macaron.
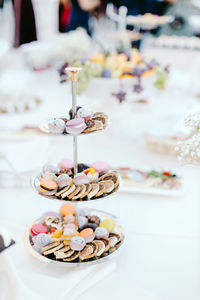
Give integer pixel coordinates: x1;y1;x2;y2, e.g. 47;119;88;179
66;118;86;135
73;173;90;185
59;158;74;171
30;224;48;236
91;161;109;175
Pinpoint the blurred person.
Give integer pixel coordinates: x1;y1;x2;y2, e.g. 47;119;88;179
13;0;37;47
68;0;101;33
59;0;72;32
159;0;194;36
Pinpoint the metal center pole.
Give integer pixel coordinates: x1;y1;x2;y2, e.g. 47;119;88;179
72;81;78;175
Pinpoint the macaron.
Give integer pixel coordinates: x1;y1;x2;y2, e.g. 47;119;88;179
43;164;59;174
30;224;48;236
95;227;109;239
79;228;95;243
48;118;65;134
42;172;58;182
99;218;115;232
78;216;88;230
91;161;109;175
64;223;76;230
77;108;93;120
66;118;86;135
39;179;58;196
70;236;86;251
57;174;72;188
59;158;74;171
73;173;90;185
60;203;75;217
32;233;51;250
77;207;91;217
64;214;75;224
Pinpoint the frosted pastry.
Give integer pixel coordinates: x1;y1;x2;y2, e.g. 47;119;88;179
73;173;90;185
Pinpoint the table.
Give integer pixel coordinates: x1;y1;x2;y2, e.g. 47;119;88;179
0;43;200;300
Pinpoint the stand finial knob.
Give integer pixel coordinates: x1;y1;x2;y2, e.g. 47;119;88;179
65;67;82;82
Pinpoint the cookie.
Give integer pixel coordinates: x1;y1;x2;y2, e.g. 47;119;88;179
87;184;99;199
67;185;81;200
100;180;114;193
93;240;106;257
61;184;76;199
99;172;119;189
95;182;105;197
72;184;86;200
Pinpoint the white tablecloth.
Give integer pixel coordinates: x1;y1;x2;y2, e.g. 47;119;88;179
0;43;200;300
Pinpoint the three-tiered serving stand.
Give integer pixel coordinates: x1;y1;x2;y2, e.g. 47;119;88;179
25;68;125;266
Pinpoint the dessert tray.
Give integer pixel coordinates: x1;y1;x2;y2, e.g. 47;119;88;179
32;159;119;201
118;167;184;197
0;93;42;114
27;67;123;266
25;205;124;266
39;110;108;135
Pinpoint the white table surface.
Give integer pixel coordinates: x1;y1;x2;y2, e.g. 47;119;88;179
0;43;200;300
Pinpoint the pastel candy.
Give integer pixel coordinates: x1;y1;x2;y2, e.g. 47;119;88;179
79;228;95;243
32;233;51;248
57;174;72;188
99;218;115;231
70;236;86;251
51;229;63;238
48;118;65;134
43;164;59;174
91;161;109;174
64;223;76;230
77;208;91;217
66;118;86;135
78;216;88;230
95;227;109;239
60;203;75;217
59;158;74;171
73;173;90;185
31;224;48;236
64;214;75;224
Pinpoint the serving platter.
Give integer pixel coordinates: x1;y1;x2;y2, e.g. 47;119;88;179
24;208;125;267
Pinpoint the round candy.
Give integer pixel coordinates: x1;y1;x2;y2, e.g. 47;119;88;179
43;211;61;218
64;223;76;230
70;236;86;251
77;108;93;120
48;118;65;134
43;164;59;174
91;161;109;175
57;174;72;188
42;172;58;182
99;218;115;232
63;228;78;238
60;203;75;217
79;228;95;243
95;227;109;239
30;224;48;236
59;158;74;171
73;173;90;185
51;229;63;239
64;214;75;224
32;233;51;251
78;216;88;230
77;208;91;217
